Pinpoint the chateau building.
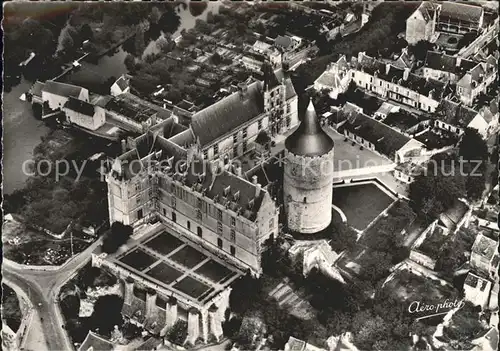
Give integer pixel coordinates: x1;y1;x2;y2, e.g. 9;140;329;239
99;69;306;344
106;128;279;275
105;68;297;275
169;68;298;162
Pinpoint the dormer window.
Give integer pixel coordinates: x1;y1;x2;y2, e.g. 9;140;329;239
167;156;174;167
223;186;231;197
248;199;255;209
234;191;240;201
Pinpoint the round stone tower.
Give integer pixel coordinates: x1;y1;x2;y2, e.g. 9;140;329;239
284;100;334;234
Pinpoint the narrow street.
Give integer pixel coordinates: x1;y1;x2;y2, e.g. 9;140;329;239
2;238;103;351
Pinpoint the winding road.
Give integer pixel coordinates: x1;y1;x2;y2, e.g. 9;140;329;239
2;239;102;351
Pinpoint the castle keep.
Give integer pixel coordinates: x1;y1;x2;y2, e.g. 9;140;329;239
284;101;335;234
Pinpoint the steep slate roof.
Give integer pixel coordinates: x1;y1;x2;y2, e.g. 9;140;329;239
169;128;195;147
287;336;307;351
114;75;130;91
438;201;469;230
78;331;114;351
275;69;297;99
393;50;413;69
43;80;86;98
161;117;188;139
416;1;440;22
376;102;397;116
275;35;293;49
315;69;340;88
64;97;95;116
357;53;448;98
436;99;478;127
263;63;280;91
472;234;497;260
464;272;482;288
285;101;334;157
190;81;264;146
118;131;266;220
339;111;412;158
30;81;45;97
424;51;476;75
440;2;484;24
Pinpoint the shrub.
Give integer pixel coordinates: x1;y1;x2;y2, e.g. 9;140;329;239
166;320;188;345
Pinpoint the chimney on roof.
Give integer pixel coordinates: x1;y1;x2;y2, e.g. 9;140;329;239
235;165;242;177
403;68;410;81
456;57;462;67
252;175;261;197
357;51;365;62
121;139;127;154
238;82;248;99
385;63;391;75
429;89;435;99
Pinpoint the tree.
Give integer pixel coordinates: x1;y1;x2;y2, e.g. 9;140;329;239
166;320;188;345
149;6;161;25
359;250;392;282
159;9;181;34
80;24;94;41
134;27;146;56
124;54;136;72
166;88;182;103
2;284;22;332
329;221;357;252
101;222;133;254
236;23;247;35
60;32;75;52
211;52;222;65
156;35;175;53
408;40;435;62
90;295;124;336
459;128;488;163
229;274;262;314
409;155;466;217
130;73;161;95
61;294;81;319
444;301;485;346
189;1;208;17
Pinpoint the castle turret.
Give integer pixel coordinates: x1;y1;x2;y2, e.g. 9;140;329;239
283;100;334;234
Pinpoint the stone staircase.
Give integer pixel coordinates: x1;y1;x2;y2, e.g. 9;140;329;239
268;279;315;320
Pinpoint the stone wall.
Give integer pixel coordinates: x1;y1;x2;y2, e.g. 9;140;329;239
284;149;334;234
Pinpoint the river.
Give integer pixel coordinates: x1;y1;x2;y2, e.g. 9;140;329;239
3;1;220;195
2;80;51;194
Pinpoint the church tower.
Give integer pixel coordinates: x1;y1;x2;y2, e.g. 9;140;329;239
283;100;334;234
